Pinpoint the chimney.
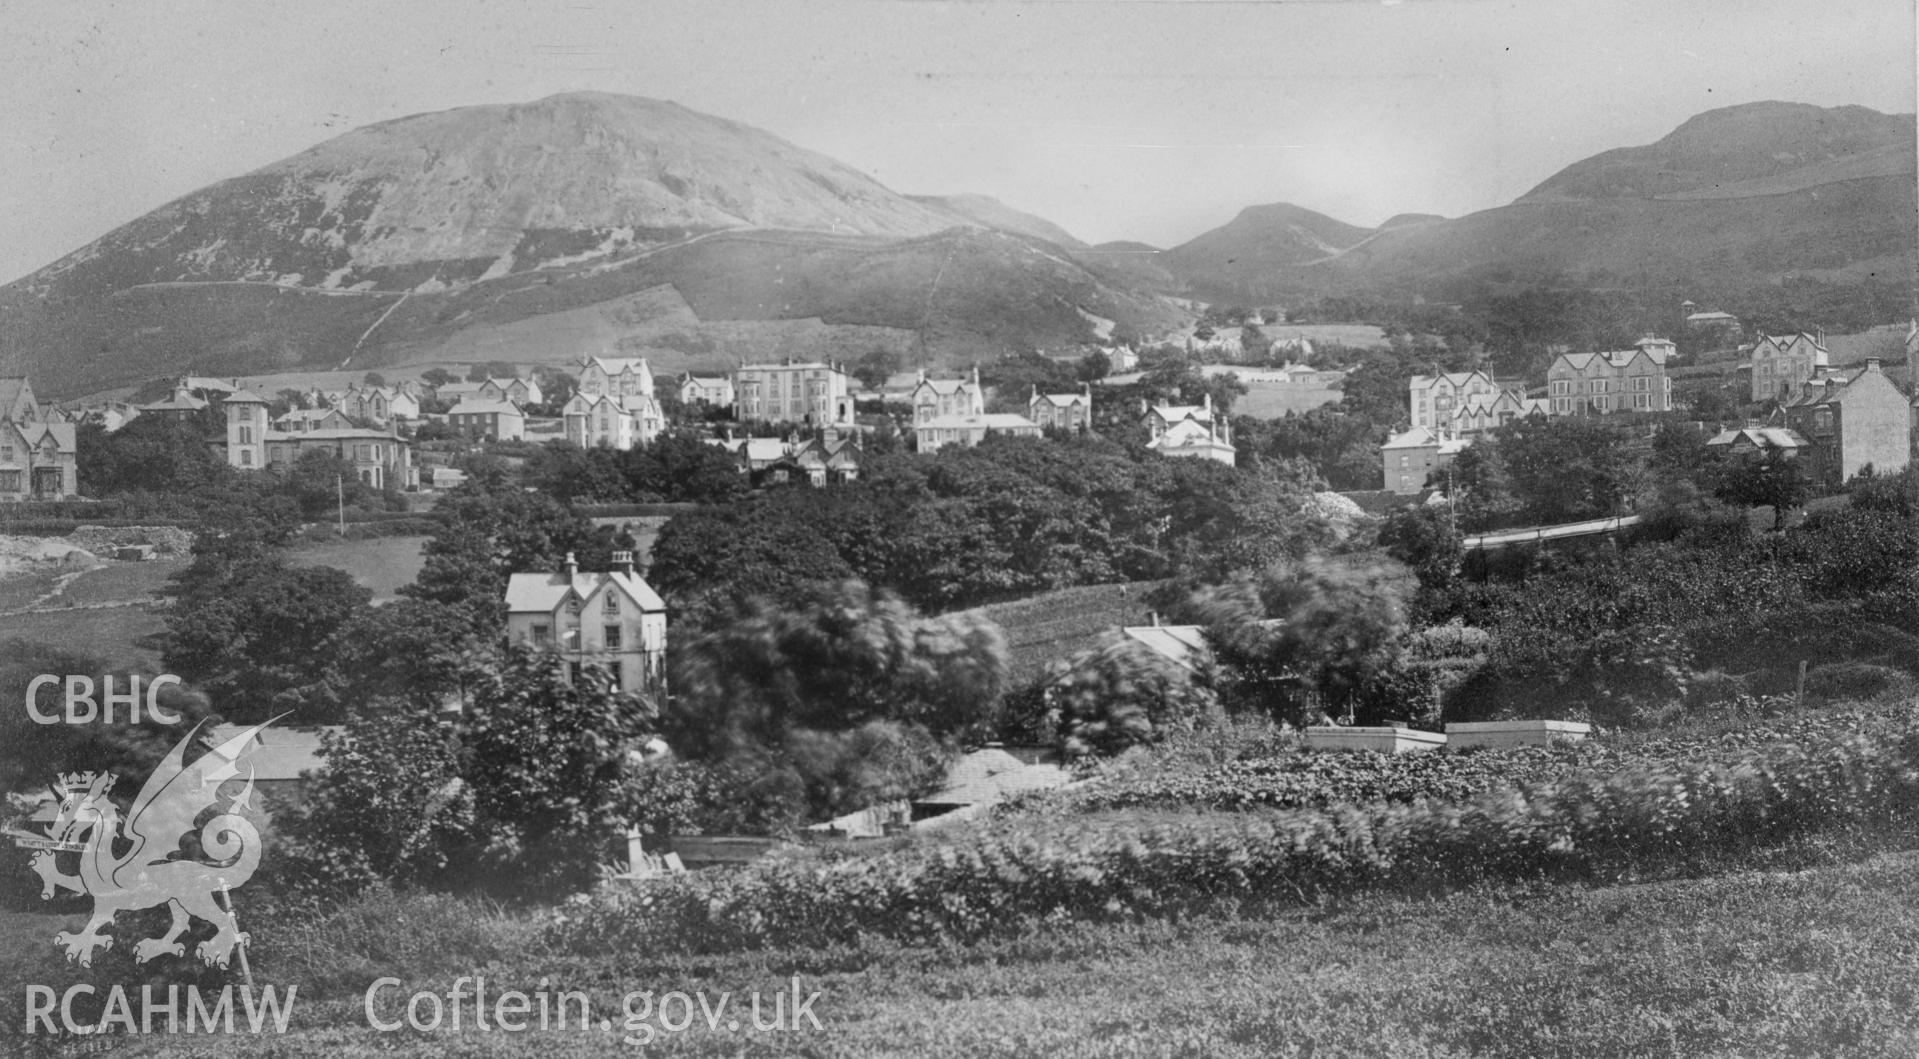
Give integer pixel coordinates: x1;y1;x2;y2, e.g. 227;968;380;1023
562;551;578;578
1865;357;1881;373
613;550;634;574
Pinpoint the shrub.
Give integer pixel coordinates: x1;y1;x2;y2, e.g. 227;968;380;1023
549;719;1919;954
1804;662;1910;703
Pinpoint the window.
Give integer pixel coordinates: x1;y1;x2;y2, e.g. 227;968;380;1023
604;624;623;650
0;444;12;464
1592;396;1609;412
1398;455;1409;468
1633;394;1651;410
532;623;551;645
603;593;619;614
1589;379;1608;394
1632;376;1651;392
238;426;253;444
0;470;19;492
1759;362;1771;376
1550;380;1572;396
240;450;253;467
566;597;582;616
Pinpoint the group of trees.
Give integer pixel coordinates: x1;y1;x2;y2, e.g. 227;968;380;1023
647;432;1333;615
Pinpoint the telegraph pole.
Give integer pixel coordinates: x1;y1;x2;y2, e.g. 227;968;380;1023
336;474;345;536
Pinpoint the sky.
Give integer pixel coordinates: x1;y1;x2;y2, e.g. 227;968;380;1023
0;0;1912;283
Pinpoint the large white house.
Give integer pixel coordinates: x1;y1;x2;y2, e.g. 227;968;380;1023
1144;395;1235;465
504;550;667;696
563;392;665;450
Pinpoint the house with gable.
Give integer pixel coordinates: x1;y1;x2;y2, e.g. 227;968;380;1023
341;384;421;424
1028;384;1093;433
578;356;656;401
0;421;77;500
1144;395;1235;465
479;376;543;407
0;377;41;425
910;368;985;427
1546;336;1675;415
678;373;735;408
505;550;667;696
1777;357;1911;489
1746;331;1829;403
563;391;664;450
274;407;355;434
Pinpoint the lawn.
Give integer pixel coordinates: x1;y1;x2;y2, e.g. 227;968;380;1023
285;536;430;602
12;844;1919;1056
1234;384;1342;419
0;604;166;670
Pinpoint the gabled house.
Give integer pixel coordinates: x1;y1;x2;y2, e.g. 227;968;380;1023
911;368;986;428
1407;371;1501;432
916;413;1043;454
1704;426;1810;458
1029;384;1093;433
1746;331;1829;403
504;550;667;696
274;407;355;434
446;398;527;442
1449;389;1547;435
1546;336;1675;415
1777;358;1910;489
479;376;542;407
678;373;734;408
563;392;664;450
341;384;421;423
578;357;655;400
1144;395;1235;465
431;381;487;406
0;421;77;500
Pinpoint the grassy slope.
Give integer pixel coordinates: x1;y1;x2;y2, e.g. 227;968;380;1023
284;536;430;603
13;844;1908;1057
960;581;1161;687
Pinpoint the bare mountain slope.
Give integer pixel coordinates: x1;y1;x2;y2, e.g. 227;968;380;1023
0;93;1174;394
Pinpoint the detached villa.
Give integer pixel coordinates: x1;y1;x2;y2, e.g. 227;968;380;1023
505;550;667;696
1144;395;1235;465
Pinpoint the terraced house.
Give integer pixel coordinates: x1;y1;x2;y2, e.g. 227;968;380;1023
1777;358;1911;489
1546;336;1674;415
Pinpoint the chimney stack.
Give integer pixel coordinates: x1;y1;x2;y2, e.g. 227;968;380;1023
1865;357;1881;372
563;551;578;578
613;550;634;574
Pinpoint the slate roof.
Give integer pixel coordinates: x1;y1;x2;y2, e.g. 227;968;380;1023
447;399;525;416
504;567;665;614
1705;426;1809;450
915;748;1072;808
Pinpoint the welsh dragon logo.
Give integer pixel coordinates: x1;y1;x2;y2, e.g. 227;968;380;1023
25;720;273;969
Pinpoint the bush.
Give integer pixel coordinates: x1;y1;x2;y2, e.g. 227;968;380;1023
1804;662;1910;703
550;722;1919;954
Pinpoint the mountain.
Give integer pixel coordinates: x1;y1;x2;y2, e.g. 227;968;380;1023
1163;102;1917;304
0;93;1175;395
1159;203;1374;296
909;194;1085;248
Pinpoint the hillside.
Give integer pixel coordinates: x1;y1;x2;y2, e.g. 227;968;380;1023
910;193;1086;248
0;92;1178;395
1159;202;1374;298
1163;101;1918;303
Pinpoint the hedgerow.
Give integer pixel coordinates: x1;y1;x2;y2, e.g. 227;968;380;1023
551;721;1919;953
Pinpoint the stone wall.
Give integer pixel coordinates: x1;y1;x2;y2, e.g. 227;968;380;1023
64;524;196;557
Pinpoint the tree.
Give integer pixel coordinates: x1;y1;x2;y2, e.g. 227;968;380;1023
421;368;457;388
1716;450;1809;530
163;553;372;723
1180;558;1410;724
362;372;386;388
661;582;1007;825
1044;638;1215;758
851;349;902;392
1377;503;1463;594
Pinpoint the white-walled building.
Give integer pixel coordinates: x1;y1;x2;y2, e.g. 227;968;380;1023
505;550;667;696
563;392;665;450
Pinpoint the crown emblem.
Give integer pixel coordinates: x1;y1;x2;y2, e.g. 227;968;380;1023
57;771;116;795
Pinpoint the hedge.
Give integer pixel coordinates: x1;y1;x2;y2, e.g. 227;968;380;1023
551;724;1919;953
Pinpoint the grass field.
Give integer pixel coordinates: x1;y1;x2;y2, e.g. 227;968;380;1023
9;841;1919;1056
0;605;166;670
1233;384;1342;419
285;536;430;602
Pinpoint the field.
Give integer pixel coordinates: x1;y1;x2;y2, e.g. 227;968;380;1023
285;536;430;603
0;558;182;668
1233;383;1342;419
7;841;1919;1055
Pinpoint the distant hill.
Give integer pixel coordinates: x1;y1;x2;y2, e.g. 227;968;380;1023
1160;203;1374;297
0;92;1175;395
909;194;1086;248
1160;101;1917;304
